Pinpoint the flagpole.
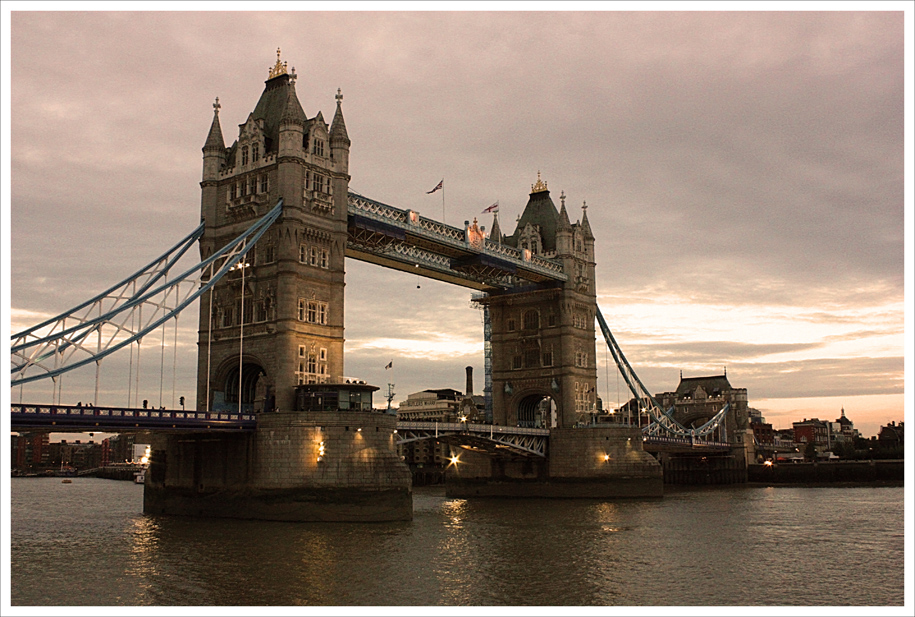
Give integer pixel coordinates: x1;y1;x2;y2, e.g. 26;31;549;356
442;180;445;224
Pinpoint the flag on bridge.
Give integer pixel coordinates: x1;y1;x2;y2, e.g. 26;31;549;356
385;361;393;370
482;201;499;214
426;179;443;194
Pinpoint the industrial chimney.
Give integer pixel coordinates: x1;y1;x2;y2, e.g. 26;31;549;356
465;366;474;397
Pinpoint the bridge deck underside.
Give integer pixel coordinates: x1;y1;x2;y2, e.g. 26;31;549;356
346;207;565;290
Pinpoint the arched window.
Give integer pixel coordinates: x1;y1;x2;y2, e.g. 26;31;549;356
241;146;249;166
523;310;539;331
252;143;259;162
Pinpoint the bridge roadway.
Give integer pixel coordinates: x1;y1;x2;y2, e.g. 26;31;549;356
10;404;733;455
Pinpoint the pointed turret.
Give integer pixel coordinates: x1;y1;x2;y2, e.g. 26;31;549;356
330;88;351;174
489;212;503;244
580;200;595;241
202;97;226;181
280;71;307;126
555;190;573;255
330;88;350;147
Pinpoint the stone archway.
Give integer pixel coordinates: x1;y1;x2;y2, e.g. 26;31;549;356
516;393;556;428
213;357;269;412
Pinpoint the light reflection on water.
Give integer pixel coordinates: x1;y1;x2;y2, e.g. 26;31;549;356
9;478;904;606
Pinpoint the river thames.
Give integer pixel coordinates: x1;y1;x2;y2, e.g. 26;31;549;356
7;477;906;608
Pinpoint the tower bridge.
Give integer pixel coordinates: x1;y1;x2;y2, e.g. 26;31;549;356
10;51;753;521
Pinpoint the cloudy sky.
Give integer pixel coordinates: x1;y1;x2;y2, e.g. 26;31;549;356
3;6;911;439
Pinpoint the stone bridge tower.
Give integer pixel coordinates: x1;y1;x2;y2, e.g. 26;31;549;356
196;50;351;413
479;174;598;428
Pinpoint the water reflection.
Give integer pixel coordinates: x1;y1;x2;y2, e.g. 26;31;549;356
10;479;905;606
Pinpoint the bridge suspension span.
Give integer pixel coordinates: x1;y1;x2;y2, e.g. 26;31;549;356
595;306;728;439
10;201;284;392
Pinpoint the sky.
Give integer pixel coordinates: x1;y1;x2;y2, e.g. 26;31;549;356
2;4;912;441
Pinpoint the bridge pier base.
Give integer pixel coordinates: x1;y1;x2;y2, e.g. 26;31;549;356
445;426;663;498
144;411;413;522
657;451;748;485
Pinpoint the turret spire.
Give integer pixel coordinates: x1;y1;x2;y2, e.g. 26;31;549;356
580;200;595;240
203;96;225;151
330;87;350;146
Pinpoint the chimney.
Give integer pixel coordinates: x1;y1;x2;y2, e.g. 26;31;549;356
465;366;474;397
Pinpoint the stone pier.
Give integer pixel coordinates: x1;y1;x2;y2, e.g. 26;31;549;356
444;425;663;498
144;411;413;522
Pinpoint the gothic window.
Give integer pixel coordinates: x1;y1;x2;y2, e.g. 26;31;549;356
307;355;317;374
232;183;239;200
542;351;553;367
299;245;307;263
256;301;267;323
314;174;326;194
252;143;259;162
221;306;234;328
313;139;325;157
307;302;317;323
261;245;275;264
299;345;306;358
523;310;539;331
512;355;523;370
248;176;256;195
548;313;556;327
507;318;516;332
259;174;268;193
317;303;327;325
297;299;306;321
310;247;318;267
320;249;329;269
241;147;249;166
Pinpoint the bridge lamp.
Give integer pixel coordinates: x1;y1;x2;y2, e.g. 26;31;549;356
317;441;326;462
449;454;460;466
602;454;610;462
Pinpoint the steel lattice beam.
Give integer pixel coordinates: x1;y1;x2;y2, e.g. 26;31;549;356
10;201;284;386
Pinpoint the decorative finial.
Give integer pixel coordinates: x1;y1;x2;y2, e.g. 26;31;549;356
336;88;343;104
531;170;548;193
582;200;587;211
289;67;297;84
213;97;221;115
268;48;289;79
560;190;566;208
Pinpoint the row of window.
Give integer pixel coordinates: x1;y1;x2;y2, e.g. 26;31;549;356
297;300;328;325
295;345;328;385
574;382;594;413
299;245;330;268
506;311;557;332
511;350;553;370
228;174;269;200
217;299;272;328
305;171;332;195
240;143;260;166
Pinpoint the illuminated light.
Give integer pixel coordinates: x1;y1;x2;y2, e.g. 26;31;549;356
764;460;774;467
356;427;362;432
460;415;467;423
449;455;460;465
393;429;398;434
603;454;610;462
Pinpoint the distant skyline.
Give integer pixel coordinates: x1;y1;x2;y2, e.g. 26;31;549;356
3;6;912;439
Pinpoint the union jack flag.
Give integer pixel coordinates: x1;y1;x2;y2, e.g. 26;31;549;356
426;179;443;194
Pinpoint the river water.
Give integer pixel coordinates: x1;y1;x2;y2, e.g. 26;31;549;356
7;477;906;608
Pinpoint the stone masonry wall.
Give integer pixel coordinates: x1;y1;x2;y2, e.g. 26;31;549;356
549;425;662;480
251;411;412;489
